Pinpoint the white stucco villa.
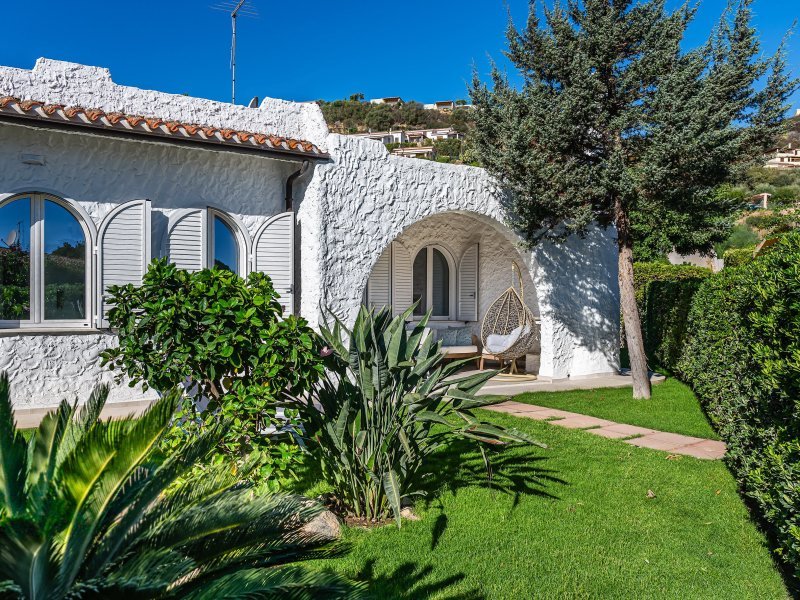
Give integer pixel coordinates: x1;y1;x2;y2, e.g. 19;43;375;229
0;59;620;409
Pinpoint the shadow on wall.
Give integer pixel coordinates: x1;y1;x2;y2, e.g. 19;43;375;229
531;225;621;375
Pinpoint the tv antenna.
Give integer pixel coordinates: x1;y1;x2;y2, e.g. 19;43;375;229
211;0;259;104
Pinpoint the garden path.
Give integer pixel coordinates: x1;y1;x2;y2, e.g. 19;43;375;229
485;400;726;459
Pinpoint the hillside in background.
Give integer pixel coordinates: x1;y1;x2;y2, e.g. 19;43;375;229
782;113;800;147
316;95;474;134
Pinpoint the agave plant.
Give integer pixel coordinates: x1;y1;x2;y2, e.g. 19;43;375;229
289;306;541;525
0;373;360;599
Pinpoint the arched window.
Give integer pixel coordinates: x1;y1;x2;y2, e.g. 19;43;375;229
412;245;452;318
0;194;90;326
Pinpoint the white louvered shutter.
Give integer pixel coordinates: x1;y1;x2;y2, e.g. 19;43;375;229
458;243;479;321
255;212;295;315
367;246;391;310
97;199;151;327
391;242;413;317
167;209;205;271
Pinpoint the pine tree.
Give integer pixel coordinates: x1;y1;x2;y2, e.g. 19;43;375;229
470;0;796;398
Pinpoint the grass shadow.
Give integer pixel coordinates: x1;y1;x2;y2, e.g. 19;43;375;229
418;437;568;512
355;559;485;600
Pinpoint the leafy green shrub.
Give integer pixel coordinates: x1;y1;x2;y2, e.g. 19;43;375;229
722;246;755;268
713;223;760;257
101;259;324;489
678;233;800;586
289;306;540;526
745;208;799;236
771;186;800;207
632;262;711;370
0;374;358;599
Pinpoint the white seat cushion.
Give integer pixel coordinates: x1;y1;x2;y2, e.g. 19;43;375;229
485;325;529;354
441;345;479;355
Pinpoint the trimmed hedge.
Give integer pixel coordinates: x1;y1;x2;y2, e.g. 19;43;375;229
723;246;755;269
678;232;800;586
633;262;711;371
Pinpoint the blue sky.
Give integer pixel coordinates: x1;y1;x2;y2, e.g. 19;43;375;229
3;1;799;111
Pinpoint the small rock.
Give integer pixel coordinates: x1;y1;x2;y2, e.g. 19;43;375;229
400;507;420;521
301;509;342;540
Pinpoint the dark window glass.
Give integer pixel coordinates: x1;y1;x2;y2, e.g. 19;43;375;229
431;248;449;316
0;199;31;320
412;249;427;316
44;201;86;320
213;216;239;273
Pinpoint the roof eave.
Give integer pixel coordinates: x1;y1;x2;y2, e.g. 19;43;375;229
0;110;330;162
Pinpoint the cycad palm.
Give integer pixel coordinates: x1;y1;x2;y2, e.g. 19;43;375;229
0;373;359;599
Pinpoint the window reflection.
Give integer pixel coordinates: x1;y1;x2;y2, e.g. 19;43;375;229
431;248;449;317
412;249;427;316
44;201;86;320
213;216;239;273
412;246;451;318
0;198;31;320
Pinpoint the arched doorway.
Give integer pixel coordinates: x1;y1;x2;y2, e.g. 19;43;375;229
364;211;541;368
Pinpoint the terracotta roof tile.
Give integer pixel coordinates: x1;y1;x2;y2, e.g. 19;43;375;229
0;96;328;160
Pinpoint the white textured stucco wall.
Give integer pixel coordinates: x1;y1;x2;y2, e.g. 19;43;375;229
0;333;155;408
299;134;620;380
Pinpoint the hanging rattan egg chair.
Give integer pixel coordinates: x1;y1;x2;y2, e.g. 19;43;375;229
480;262;540;374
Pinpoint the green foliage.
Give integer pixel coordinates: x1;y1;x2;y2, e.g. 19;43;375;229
678;232;800;586
633;263;711;370
289;306;540;525
0;374;358;599
470;0;796;251
723;246;756;268
714;223;761;257
746;208;800;236
101;259;324;489
432;138;464;162
748;167;800;189
364;104;395;132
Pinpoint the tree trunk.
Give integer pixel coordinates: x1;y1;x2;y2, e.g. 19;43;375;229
615;201;651;399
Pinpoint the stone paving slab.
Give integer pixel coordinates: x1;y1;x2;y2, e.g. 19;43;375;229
675;440;727;460
596;423;657;437
585;427;633;439
486;401;726;460
555;415;616;429
486;401;550;415
519;408;575;421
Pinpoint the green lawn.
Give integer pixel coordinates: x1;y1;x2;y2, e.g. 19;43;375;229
315;411;785;599
513;378;718;439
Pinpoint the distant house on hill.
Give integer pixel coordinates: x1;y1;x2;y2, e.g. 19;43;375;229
423;100;455;112
765;144;800;169
369;96;404;106
353;127;463;145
